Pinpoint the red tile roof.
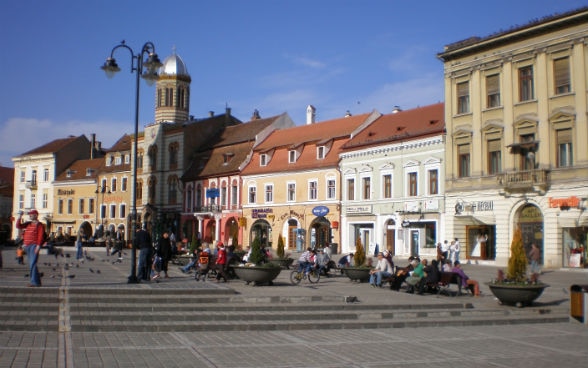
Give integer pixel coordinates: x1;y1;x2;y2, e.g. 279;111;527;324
342;103;445;150
55;158;104;181
17;135;85;156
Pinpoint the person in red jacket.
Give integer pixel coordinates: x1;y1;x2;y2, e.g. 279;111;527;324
15;209;46;287
215;242;228;282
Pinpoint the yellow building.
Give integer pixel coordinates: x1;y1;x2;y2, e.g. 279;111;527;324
438;7;588;268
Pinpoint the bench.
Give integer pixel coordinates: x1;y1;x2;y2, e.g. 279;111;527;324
436;272;465;296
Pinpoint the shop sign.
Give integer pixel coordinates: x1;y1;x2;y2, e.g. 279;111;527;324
57;189;75;196
346;205;372;214
549;196;580;209
252;208;273;218
206;188;219;198
312;205;329;217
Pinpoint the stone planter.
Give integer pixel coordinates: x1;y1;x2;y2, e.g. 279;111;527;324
486;283;549;307
233;265;282;286
342;267;371;282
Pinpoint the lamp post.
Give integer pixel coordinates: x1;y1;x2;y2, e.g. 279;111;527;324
101;40;162;284
95;185;111;237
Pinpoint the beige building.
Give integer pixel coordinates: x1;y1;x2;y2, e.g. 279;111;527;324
438;7;588;268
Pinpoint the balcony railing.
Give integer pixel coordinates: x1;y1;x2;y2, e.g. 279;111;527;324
25;180;37;190
498;169;550;193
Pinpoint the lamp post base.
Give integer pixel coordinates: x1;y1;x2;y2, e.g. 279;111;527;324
127;275;140;284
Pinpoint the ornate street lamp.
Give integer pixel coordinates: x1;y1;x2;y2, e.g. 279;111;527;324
95;185;111;236
101;40;162;283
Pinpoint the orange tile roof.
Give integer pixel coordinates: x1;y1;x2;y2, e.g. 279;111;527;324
107;134;132;152
16;135;86;157
343;103;445;150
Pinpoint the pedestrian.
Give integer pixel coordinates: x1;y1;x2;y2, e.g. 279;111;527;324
134;225;153;281
441;240;449;262
449;240;456;264
528;243;541;275
111;227;125;259
214;242;228;282
105;230;112;256
16;245;25;265
158;231;173;278
453;238;461;263
15;209;46;287
75;230;85;263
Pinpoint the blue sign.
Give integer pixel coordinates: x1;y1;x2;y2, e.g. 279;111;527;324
206;188;219;198
312;206;329;217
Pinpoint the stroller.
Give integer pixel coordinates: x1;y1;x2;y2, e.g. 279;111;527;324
195;251;211;281
151;254;163;282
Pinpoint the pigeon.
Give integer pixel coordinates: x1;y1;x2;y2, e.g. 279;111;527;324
96;270;101;274
89;268;94;273
67;274;75;279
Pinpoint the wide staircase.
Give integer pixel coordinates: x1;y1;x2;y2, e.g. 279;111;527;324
0;286;569;332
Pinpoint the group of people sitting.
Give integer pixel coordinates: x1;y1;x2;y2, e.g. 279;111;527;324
367;253;480;296
179;242;237;282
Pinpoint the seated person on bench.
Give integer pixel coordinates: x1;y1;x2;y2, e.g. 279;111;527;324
369;252;394;287
452;261;480;296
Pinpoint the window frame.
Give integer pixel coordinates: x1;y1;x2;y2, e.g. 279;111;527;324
519;65;534;102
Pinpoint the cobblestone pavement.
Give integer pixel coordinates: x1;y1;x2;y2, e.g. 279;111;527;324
1;247;587;367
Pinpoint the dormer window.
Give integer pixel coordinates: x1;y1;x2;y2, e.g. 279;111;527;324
288;150;297;163
86;168;94;177
115;156;122;165
66;170;74;178
223;153;235;165
124;154;130;164
260;154;268;166
317;146;326;159
107;155;114;166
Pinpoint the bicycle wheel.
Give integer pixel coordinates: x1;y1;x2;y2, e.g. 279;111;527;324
308;270;320;283
290;270;302;285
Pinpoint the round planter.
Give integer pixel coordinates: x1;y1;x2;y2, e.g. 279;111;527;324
233;265;282;286
486;283;549;307
342;267;371;282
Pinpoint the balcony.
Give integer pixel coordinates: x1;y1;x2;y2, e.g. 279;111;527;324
193;205;222;214
498;169;550;195
25;180;37;190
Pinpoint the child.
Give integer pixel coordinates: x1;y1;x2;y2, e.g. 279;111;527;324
151;254;163;281
16;246;24;265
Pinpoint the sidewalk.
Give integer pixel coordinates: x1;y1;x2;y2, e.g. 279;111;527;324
1;246;587;368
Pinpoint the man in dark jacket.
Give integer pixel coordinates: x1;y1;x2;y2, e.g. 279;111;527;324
157;232;173;278
135;225;152;281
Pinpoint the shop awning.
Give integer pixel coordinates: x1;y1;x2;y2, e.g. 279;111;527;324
455;214;496;225
557;213;588;227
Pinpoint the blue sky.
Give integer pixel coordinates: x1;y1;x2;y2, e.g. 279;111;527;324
1;0;585;167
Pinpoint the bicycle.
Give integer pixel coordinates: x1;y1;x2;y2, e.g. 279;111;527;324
290;267;320;285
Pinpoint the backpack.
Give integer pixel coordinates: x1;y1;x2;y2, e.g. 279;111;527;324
198;254;210;270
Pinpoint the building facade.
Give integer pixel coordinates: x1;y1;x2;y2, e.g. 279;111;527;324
339;104;446;257
438;7;588;268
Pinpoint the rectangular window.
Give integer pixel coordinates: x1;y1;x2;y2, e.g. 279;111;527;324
30;194;36;209
221;186;227;206
111;178;117;192
557;129;573;167
520;134;535;170
115;156;122;165
31;170;37;185
260;154;267;166
428;169;438;195
327;179;336;199
488;139;502;174
20;171;25;183
231;184;238;206
383;174;392;198
289;150;296;163
19;194;24;210
317;146;326;159
78;199;85;214
486;74;500;108
42;193;48;209
554;57;571;94
347;178;355;201
309;181;318;200
519;66;534;101
457;81;470;114
287;183;296;202
110;204;116;219
67;199;73;214
362;177;371;200
120;204;126;219
265;184;273;203
458;144;471;177
100;204;106;220
58;199;63;214
248;186;256;204
89;198;95;214
121;177;127;191
408;172;418;196
43;168;49;182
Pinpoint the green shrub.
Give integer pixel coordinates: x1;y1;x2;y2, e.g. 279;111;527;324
353;237;366;267
249;236;264;265
507;228;527;282
277;234;285;259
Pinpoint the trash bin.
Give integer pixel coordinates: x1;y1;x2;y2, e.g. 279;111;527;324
329;243;338;255
570;284;588;324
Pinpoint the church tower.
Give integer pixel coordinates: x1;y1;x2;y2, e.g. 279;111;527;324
155;49;191;123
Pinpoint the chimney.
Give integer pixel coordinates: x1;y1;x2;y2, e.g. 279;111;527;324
392;105;402;113
251;109;261;120
306;105;316;125
345;110;352;117
209;111;215;117
90;133;96;159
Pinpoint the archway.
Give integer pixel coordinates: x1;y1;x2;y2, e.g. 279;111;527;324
250;219;271;248
516;204;544;265
309;216;330;249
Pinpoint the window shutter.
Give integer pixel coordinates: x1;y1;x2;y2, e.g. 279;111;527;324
488;139;501;152
554;58;570;90
557;128;572;144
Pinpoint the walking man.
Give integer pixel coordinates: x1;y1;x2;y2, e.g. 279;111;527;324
135;225;152;281
15;209;45;287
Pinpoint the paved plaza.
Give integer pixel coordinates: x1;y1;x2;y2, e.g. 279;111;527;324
1;246;587;367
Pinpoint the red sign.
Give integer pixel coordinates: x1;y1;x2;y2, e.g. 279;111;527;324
548;196;580;208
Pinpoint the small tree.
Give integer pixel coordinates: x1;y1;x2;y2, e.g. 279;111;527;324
249;236;264;265
232;233;239;250
189;233;200;254
353;237;366;267
507;228;528;282
276;234;285;259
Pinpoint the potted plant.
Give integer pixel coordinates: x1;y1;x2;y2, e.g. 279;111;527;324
486;228;549;307
342;238;371;282
269;234;294;269
233;236;281;285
